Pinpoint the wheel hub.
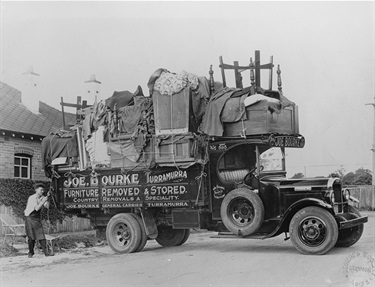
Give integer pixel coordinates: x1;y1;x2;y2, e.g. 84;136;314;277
238;203;252;219
121;229;131;240
229;198;254;225
305;226;320;239
114;224;132;244
299;217;326;246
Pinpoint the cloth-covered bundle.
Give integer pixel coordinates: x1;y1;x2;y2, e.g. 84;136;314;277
149;69;199;96
201;86;295;137
41;132;79;177
107;138;143;163
117;96;152;134
85;126;111;168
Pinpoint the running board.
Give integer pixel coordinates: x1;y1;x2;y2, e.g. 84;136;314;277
210;232;267;240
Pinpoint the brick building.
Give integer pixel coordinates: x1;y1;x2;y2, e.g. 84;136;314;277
0;82;76;181
0;79;95;235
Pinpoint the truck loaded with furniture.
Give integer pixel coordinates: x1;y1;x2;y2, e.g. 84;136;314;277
42;51;367;255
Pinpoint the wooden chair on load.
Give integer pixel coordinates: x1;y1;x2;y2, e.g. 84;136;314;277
0;214;26;245
219;50;276;91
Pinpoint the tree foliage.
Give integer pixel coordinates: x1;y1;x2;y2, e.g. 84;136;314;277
342;168;372;185
328;167;372;185
291;172;304;179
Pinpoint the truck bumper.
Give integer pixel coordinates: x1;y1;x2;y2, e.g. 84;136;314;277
337;215;368;229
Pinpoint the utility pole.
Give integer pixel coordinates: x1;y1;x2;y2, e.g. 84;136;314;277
366;96;375;185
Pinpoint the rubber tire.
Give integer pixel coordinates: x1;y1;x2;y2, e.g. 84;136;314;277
335;206;364;247
177;229;190;246
220;188;264;236
130;214;148;252
290;206;338;255
155;226;185;247
106;213;141;253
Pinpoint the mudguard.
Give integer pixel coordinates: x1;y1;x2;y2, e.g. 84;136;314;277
263;198;334;239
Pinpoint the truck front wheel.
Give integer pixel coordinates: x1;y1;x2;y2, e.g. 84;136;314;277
106;213;142;253
220;188;264;236
290;207;338;255
335;206;364;247
155;226;185;247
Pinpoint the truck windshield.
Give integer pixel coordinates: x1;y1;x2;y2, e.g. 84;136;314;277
259;147;284;172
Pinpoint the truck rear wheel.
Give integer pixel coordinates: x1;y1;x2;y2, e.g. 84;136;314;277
106;213;141;253
177;229;190;246
335;206;364;247
155;226;185;247
290;206;338;255
220;188;264;236
130;213;148;252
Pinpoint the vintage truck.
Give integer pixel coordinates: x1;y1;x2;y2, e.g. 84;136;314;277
44;51;368;255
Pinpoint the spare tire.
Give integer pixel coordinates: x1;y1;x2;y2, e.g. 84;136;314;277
220;188;264;236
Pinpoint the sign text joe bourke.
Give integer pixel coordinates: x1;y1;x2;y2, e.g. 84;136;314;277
268;134;305;148
62;170;197;209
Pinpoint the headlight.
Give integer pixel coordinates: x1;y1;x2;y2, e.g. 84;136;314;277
329;191;335;204
342;189;350;201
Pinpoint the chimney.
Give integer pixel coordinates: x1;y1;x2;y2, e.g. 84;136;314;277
85;74;102;103
21;66;40;114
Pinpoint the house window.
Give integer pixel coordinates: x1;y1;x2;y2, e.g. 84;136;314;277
14;154;32;179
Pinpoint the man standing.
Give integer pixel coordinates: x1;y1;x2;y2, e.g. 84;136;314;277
24;183;51;257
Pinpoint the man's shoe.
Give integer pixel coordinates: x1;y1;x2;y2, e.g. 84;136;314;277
28;253;33;258
45;253;54;257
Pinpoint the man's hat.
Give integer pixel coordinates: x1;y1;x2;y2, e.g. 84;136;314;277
33;183;44;190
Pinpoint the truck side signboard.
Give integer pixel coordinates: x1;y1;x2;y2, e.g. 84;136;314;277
59;168;200;209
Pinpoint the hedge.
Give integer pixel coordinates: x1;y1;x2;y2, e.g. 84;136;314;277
0;178;67;225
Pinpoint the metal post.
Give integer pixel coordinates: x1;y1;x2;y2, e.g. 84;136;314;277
269;56;273;90
366;96;375;185
255;50;261;87
372;97;375;186
60;97;66;128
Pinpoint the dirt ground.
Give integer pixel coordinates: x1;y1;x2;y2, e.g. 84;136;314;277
1;212;374;287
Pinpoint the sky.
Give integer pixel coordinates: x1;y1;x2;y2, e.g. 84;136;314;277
1;1;374;177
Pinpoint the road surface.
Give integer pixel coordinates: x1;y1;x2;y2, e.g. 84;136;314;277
1;212;374;287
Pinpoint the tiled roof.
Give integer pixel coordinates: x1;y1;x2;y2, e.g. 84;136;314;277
0;82;76;137
39;101;77;132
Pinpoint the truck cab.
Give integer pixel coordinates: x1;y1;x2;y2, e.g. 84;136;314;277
205;133;367;254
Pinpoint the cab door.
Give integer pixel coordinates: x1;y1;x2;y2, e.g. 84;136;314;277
257;146;286;219
208;141;256;219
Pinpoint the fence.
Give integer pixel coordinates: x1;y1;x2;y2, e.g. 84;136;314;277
0;205;92;237
345;185;375;211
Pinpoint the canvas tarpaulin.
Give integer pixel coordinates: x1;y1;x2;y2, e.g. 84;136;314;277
41;132;78;177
